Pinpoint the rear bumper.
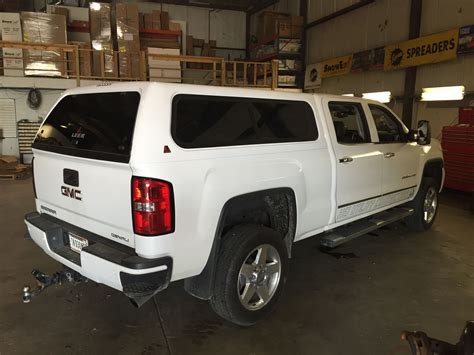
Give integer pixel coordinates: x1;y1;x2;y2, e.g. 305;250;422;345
24;212;172;297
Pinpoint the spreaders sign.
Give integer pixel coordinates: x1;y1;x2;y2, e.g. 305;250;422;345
384;29;459;70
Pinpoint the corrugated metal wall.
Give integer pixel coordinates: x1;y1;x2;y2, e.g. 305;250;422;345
306;0;474;134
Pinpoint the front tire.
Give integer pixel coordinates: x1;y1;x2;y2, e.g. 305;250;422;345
209;224;289;326
406;177;439;232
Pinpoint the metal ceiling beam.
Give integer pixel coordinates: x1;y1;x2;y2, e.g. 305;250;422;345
246;0;279;15
305;0;375;29
146;0;249;12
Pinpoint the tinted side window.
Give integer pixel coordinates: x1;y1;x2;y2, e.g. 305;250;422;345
328;102;370;144
171;95;318;148
369;105;407;143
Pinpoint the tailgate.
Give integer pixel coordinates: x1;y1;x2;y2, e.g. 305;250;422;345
32;91;140;248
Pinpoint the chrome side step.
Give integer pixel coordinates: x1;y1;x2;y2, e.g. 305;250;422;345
320;207;414;248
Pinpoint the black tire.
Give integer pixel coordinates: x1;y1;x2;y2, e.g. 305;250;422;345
209;224;289;326
406;177;439;232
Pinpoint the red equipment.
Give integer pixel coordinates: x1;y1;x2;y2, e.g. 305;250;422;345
441;108;474;193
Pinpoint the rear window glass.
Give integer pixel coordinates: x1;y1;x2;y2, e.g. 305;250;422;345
171;94;318;149
33;92;140;163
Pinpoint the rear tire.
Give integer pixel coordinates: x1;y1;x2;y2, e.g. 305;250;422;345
406;177;439;232
209;224;289;326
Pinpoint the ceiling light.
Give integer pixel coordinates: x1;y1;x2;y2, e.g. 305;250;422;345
342;93;354;97
421;86;465;101
362;91;391;103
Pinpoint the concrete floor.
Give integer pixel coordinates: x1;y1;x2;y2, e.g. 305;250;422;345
0;178;473;355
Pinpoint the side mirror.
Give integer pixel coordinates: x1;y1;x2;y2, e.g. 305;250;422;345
417;120;431;145
406;129;418;142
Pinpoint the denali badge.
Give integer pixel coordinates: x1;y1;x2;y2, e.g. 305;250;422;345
61;186;82;201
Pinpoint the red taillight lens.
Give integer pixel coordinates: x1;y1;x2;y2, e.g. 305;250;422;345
132;177;174;236
32;157;37;198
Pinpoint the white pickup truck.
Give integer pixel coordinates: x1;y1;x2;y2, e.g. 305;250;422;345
24;82;443;326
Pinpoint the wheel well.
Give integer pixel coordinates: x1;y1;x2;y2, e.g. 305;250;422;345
423;159;443;190
183;188;297;300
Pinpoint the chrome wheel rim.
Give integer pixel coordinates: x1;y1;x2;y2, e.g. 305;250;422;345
237;244;281;311
423;186;438;224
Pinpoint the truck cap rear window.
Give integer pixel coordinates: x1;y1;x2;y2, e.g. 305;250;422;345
33;92;140;163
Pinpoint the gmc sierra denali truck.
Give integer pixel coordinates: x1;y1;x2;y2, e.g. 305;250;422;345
24;82;443;326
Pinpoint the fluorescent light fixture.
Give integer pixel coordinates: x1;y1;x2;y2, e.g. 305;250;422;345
342;93;354;97
362;91;392;103
90;2;101;11
421;86;465;101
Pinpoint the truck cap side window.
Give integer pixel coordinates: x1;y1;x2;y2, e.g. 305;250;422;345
33;92;140;163
328;102;370;144
171;94;318;149
369;105;408;143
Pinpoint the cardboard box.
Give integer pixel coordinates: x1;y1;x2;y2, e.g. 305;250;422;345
0;12;24;76
138;13;144;30
186;35;194;55
116;3;140;78
147;47;181;83
160;11;169;30
21;12;67;77
143;13;153;29
152;10;161;30
140;38;180;50
89;2;117;77
68;41;92;77
50;6;69;24
291;16;304;38
257;11;290;39
169;21;181;32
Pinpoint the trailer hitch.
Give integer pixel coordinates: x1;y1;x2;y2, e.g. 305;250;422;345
401;321;474;355
22;268;85;303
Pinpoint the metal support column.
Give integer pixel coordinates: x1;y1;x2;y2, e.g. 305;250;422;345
402;0;422;128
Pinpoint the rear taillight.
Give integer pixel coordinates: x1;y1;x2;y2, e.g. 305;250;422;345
32;157;37;198
132;177;174;236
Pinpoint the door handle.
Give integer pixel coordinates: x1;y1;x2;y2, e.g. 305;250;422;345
339;156;353;163
384;152;395;158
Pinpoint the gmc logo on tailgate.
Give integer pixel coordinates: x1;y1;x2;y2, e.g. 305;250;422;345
61;186;82;201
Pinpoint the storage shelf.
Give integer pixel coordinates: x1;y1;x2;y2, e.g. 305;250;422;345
67;25;90;33
253;52;302;62
139;29;182;36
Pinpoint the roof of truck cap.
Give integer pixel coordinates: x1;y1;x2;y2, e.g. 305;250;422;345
62;81;384;105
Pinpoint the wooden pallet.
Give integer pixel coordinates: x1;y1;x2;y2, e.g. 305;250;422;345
0;168;31;181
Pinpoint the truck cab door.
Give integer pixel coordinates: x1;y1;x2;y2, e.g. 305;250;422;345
367;104;420;200
324;99;383;223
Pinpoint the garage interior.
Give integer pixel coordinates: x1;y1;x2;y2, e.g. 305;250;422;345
0;0;474;354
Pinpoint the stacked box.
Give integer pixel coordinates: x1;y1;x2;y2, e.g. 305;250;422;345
50;6;69;24
257;11;290;39
21;12;67;77
0;12;23;76
147;47;181;83
67;41;92;77
116;3;140;78
90;2;117;77
161;11;169;30
152;10;161;30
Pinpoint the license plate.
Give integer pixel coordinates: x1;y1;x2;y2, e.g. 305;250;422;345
69;233;88;254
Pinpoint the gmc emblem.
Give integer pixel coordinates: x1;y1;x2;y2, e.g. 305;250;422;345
61;186;82;201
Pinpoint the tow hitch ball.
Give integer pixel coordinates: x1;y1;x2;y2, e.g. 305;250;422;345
22;268;83;303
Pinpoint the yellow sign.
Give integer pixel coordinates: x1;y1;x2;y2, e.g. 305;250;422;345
384;29;459;70
319;55;353;78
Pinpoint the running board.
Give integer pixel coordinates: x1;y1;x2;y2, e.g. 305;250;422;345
320;207;414;248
